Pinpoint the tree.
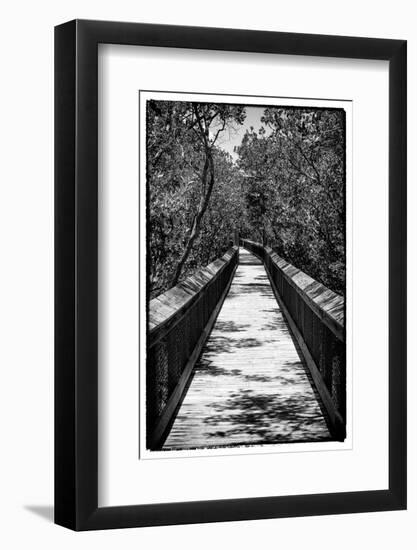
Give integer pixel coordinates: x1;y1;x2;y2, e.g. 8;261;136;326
169;103;245;287
237;107;345;295
147;100;245;296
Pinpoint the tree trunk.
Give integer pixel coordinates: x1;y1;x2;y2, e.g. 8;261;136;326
169;149;215;287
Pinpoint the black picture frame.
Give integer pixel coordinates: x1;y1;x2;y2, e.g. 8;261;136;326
55;19;407;531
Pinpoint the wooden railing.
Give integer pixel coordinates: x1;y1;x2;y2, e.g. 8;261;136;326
241;239;346;440
147;246;239;449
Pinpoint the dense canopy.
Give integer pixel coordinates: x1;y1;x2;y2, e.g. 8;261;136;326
147;100;345;299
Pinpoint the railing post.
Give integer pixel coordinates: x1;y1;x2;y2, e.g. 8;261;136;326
234;229;239;246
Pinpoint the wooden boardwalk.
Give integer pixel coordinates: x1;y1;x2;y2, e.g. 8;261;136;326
162;247;331;450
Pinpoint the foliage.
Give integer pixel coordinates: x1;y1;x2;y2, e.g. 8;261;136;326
147;101;346;298
236;107;345;294
147;100;245;297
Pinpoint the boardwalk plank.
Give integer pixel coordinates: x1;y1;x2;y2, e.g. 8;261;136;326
162;248;330;450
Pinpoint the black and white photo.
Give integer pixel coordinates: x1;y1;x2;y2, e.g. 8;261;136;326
144;93;348;454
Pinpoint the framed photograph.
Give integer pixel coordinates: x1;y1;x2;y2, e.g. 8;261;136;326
55;20;406;530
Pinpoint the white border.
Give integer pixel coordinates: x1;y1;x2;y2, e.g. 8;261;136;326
98;44;389;507
138;90;353;460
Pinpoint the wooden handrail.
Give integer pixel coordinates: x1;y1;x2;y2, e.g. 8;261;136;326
241;239;344;341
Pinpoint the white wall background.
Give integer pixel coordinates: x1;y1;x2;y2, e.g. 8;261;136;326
0;0;414;547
